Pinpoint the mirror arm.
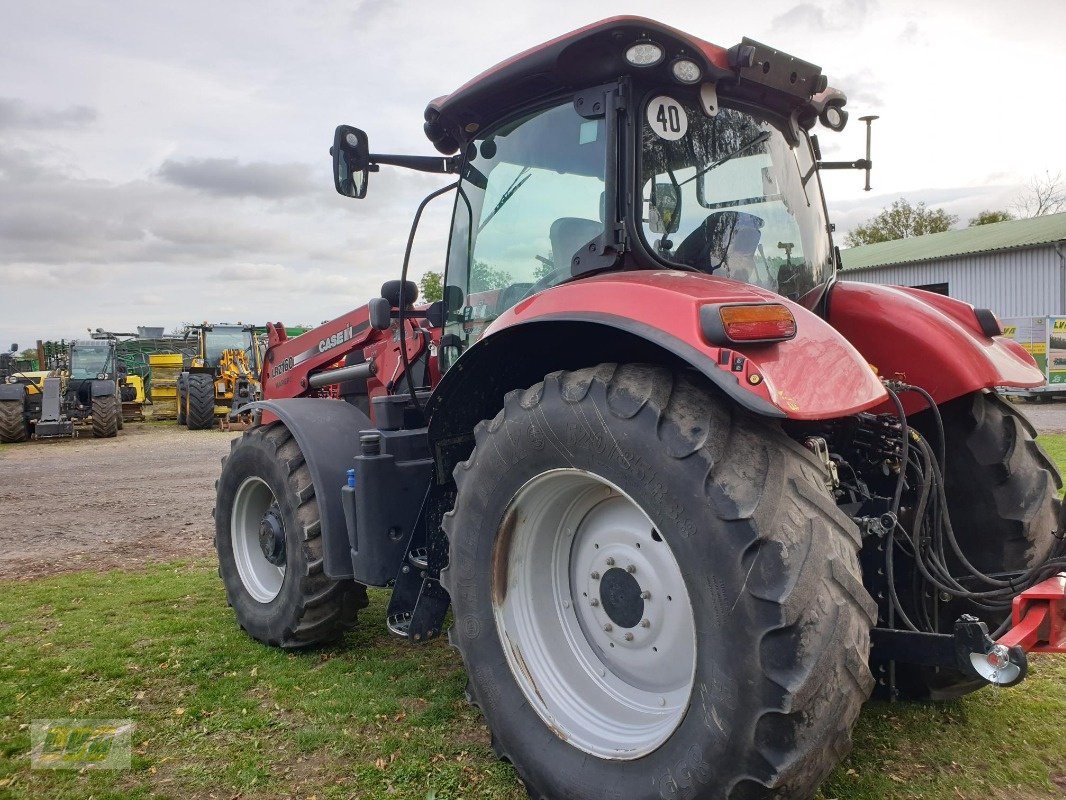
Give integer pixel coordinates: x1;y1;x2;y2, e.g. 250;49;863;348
369;153;459;174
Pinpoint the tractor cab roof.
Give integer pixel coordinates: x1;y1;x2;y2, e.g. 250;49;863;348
424;16;844;154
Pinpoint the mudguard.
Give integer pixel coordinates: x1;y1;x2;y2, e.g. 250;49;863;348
829;282;1044;414
0;384;26;401
479;270;887;420
240;398;373;578
90;380;117;397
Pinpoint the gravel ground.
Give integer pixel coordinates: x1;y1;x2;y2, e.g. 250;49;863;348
1011;398;1066;434
0;422;239;580
2;402;1065;581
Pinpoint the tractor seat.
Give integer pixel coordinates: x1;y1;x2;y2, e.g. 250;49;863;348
674;211;763;279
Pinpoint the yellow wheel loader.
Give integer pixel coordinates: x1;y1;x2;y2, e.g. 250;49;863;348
176;324;262;430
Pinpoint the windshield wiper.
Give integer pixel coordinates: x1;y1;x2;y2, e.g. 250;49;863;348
478;167;531;233
679;131;772;188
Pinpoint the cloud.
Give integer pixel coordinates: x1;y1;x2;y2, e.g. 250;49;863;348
0;97;97;130
772;0;876;32
157;157;315;199
897;20;929;46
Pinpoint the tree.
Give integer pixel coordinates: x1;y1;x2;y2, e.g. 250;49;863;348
968;210;1014;227
419;270;443;302
844;198;957;247
1010;171;1066;218
470;260;511;292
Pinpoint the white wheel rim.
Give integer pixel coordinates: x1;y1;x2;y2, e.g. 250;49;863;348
231;476;285;603
493;469;696;760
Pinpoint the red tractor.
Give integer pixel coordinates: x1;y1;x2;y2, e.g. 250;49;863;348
215;17;1066;800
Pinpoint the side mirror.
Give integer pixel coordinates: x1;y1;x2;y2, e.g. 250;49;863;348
649;182;681;234
10;343;18;352
331;125;370;199
368;297;391;331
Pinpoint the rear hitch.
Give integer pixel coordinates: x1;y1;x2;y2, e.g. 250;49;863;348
955;615;1026;688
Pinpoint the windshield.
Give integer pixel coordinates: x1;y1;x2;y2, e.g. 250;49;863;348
70;345;112;379
205;328;253;366
443;99;607;368
640;96;832;308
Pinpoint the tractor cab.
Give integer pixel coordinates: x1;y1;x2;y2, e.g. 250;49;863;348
198;324;259;371
68;340;116;381
332;17;864;372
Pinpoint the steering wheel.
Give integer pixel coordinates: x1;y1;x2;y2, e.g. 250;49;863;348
519;262;571;302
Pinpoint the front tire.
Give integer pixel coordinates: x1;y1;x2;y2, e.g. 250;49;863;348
91;394;120;438
0;399;28;443
442;364;876;800
186;373;215;430
215;423;368;647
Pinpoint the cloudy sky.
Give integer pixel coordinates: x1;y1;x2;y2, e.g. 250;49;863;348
2;0;1063;347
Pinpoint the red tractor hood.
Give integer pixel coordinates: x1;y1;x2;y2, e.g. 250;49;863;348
486;271;888;420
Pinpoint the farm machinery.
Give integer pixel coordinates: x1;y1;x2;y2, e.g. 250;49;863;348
176;323;262;430
0;339;123;442
213;17;1066;800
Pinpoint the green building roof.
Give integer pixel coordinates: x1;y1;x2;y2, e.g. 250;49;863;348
839;211;1066;271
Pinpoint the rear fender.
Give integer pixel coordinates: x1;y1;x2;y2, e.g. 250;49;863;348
427;270;887;477
90;380;116;397
829;282;1043;413
240;398;373;579
0;384;26;401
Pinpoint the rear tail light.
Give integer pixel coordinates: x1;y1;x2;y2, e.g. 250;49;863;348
701;303;797;344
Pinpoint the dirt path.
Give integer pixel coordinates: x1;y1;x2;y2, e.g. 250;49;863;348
0;423;240;580
2;402;1065;581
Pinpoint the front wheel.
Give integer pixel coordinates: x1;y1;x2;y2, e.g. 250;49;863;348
186;373;215;430
91;394;120;438
0;399;28;443
214;423;368;647
442;364;876;800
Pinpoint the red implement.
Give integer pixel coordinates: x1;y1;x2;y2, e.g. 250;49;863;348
996;574;1066;653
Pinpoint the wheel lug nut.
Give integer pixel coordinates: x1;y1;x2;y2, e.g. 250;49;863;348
640;591;651;600
604;623;613;632
590;598;600;607
591;571;600;580
626;564;636;574
605;557;615;566
641;619;650;628
624;632;634;641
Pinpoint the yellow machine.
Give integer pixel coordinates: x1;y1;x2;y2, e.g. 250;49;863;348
176;323;262;430
121;373;146;421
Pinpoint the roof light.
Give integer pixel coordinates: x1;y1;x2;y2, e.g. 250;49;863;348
625;41;664;67
819;102;848;132
671;58;702;84
700;303;797;345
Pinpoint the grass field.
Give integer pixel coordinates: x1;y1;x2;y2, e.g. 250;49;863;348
1;440;1064;799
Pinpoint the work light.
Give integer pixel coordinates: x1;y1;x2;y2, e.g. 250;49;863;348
671;58;702;84
625;42;664;67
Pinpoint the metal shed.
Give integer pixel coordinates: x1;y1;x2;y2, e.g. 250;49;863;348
839;212;1066;316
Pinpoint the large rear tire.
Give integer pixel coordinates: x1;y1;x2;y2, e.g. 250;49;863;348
442;364;876;800
91;394;120;438
186;373;215;430
0;399;28;443
214;423;368;647
895;391;1062;700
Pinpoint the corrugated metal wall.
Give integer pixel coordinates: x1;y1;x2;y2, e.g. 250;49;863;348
840;245;1062;316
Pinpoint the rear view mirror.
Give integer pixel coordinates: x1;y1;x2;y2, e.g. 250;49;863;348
331;125;370;199
9;343;17;352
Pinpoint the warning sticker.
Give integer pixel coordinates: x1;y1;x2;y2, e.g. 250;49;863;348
646;96;688;141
